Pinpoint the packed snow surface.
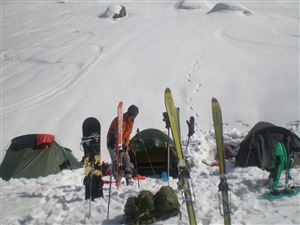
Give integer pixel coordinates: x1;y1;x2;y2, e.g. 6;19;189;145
1;0;299;224
1;129;300;225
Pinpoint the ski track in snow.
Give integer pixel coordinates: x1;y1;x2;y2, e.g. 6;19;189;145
213;26;298;50
1;30;104;117
271;28;300;38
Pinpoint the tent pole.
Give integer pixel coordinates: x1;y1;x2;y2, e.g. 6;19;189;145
246;134;255;167
137;129;158;183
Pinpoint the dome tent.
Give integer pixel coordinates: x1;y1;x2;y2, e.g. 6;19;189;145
235;122;300;170
0;134;81;181
130;129;178;177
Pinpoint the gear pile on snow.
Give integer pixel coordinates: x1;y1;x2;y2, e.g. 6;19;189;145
124;186;180;225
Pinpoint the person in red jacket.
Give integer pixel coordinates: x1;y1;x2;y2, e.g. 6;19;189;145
107;105;139;184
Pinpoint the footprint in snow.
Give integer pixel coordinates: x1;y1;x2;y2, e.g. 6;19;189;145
187;73;192;82
194;83;202;93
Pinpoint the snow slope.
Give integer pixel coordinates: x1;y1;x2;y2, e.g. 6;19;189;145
1;0;299;160
1;0;300;224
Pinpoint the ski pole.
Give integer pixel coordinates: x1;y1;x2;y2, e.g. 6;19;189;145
166;127;171;186
88;165;93;218
185;137;190;154
107;173;113;220
163;112;171;184
133;151;140;188
186;116;195;154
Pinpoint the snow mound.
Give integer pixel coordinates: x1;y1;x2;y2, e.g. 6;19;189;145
177;0;213;10
99;4;127;19
207;2;251;16
287;120;300;134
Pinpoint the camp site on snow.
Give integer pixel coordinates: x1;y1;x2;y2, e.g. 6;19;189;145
1;91;300;224
1;1;299;225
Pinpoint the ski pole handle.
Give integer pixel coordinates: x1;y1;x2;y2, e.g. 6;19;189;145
186;116;195;138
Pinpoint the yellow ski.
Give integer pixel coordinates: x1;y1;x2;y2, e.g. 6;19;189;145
164;87;197;225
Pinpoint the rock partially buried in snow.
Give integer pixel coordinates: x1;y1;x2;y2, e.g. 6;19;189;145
177;0;213;10
207;2;251;16
99;5;127;19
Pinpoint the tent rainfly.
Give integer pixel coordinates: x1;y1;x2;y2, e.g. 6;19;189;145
130;128;178;177
235;122;300;170
0;134;81;180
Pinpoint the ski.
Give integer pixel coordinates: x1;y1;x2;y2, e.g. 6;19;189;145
116;101;123;188
81;117;103;217
164;87;197;225
107;102;123;219
211;98;231;225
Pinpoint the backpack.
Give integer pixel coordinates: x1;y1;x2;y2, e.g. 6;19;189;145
124;190;156;225
154;186;180;220
124;197;139;225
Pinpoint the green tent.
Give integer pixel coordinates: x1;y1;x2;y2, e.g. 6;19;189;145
130;129;178;177
0;134;81;181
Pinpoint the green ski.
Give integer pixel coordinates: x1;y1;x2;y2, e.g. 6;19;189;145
164;87;197;225
211;97;231;225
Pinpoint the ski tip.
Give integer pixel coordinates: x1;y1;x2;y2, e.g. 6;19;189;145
165;87;171;93
116;180;121;188
212;97;218;103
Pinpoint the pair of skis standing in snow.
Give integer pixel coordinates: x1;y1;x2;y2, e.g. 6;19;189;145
164;89;230;225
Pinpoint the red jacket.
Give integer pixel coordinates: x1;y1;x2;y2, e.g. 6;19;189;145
107;112;135;149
